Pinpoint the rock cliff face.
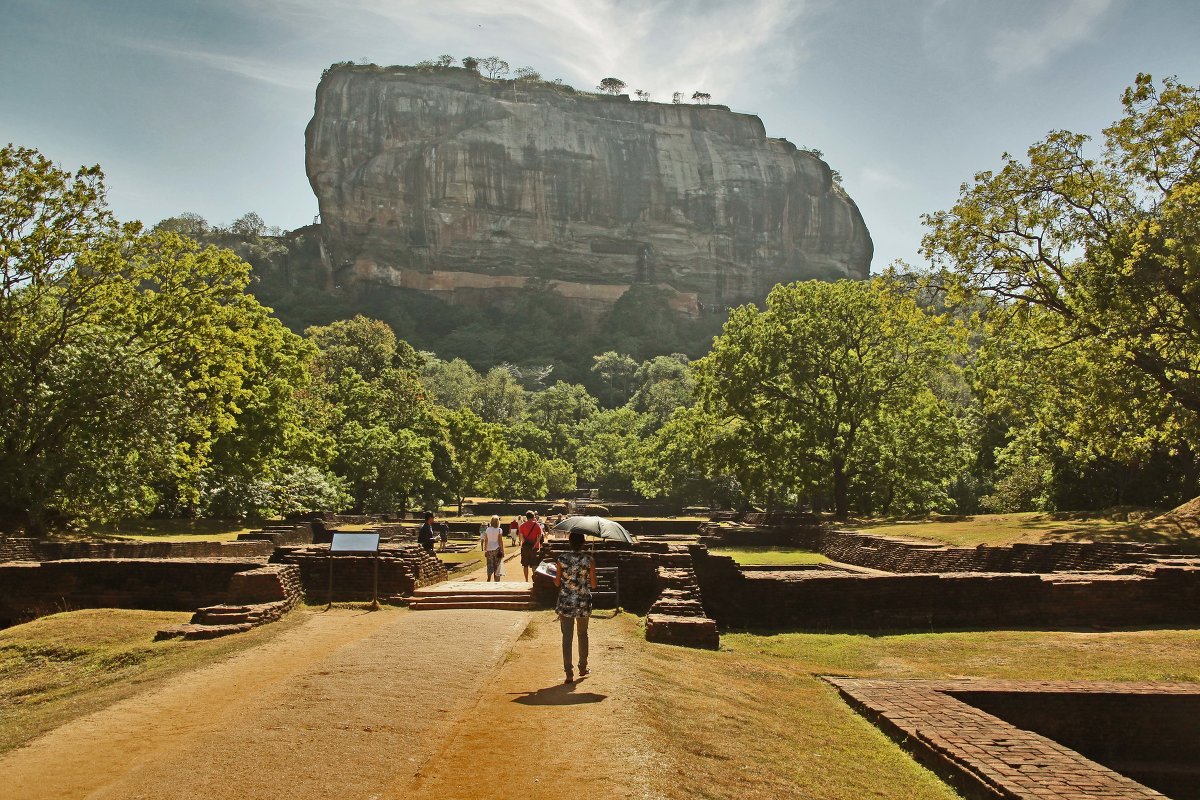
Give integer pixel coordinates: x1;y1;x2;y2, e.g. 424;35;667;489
305;66;872;314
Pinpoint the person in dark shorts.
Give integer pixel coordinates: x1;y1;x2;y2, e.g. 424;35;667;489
417;511;436;553
517;510;543;581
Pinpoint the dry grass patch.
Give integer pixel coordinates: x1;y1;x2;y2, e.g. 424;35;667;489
0;607;307;753
855;511;1200;550
708;546;830;566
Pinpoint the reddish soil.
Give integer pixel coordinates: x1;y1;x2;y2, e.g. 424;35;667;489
0;556;658;800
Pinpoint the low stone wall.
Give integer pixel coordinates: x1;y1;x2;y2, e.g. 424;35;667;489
236;522;314;547
0;558;267;627
831;678;1194;800
0;537;38;562
692;548;1200;630
532;541;692;611
820;530;1172;573
26;540;273;561
273;544;447;602
952;687;1200;798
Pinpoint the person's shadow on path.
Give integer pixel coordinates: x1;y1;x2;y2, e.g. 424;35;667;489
511;681;607;706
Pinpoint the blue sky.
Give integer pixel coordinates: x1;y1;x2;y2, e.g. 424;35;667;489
3;0;1198;270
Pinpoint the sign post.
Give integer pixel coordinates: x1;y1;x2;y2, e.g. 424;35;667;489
328;531;382;610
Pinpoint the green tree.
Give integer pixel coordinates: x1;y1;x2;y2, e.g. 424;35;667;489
472;365;526;423
695;279;962;517
543;457;578;497
633;406;742;508
484;447;546;503
691;91;711;104
0;146;310;531
444;408;503;514
574;408;647;495
307;317;439;513
526;381;598;459
478;57;510;79
597;77;627;95
591;351;637;407
924;74;1200;429
419;354;481;409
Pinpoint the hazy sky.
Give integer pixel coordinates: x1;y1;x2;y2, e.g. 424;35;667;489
4;0;1199;270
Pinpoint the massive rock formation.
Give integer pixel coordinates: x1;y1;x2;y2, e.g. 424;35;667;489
305;65;872;314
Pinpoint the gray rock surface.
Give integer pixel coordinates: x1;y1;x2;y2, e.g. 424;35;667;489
306;66;872;313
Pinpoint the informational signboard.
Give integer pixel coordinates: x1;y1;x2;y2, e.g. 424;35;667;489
330;532;380;554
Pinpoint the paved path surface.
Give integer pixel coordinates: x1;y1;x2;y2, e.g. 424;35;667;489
2;552;659;800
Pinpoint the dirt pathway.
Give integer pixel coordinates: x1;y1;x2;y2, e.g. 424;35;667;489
404;611;661;800
1;607;529;800
2;571;660;800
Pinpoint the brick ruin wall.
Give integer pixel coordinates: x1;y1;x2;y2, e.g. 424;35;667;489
950;688;1200;798
690;548;1200;630
0;558;268;627
0;538;273;562
819;530;1172;573
273;544;447;602
532;541;694;611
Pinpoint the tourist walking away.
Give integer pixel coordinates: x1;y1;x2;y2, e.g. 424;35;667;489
438;520;449;551
518;511;543;582
554;529;597;683
508;516;520;547
418;511;437;553
481;515;506;581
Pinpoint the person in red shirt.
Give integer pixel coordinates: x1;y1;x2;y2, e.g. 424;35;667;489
508;517;520;547
517;510;543;582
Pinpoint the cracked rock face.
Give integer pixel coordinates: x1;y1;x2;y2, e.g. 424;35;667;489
305;66;873;313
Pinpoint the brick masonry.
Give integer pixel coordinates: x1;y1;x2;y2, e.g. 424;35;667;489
0;558;269;627
819;531;1176;574
0;539;273;562
156;564;306;641
690;548;1200;630
273;544;447;602
828;678;1200;800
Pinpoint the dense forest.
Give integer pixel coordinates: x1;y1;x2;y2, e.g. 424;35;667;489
2;73;1199;533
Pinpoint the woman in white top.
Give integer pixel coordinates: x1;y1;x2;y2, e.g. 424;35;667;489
481;514;506;582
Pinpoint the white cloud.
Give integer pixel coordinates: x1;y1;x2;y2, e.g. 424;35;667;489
252;0;816;106
987;0;1115;78
114;37;314;91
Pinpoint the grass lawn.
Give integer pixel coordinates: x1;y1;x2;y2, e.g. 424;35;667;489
708;546;830;565
0;607;307;754
81;519;254;542
641;624;1200;799
856;511;1199;551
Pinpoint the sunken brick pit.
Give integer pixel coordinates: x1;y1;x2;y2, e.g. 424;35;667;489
828;678;1200;800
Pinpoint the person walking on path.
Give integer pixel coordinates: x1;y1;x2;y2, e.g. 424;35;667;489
554;529;597;683
417;511;437;553
508;516;520;547
517;511;543;582
481;515;506;582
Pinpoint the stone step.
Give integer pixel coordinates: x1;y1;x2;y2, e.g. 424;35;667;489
645;613;720;649
410;599;538;611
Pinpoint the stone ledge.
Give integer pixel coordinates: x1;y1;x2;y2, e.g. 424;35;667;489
827;678;1198;799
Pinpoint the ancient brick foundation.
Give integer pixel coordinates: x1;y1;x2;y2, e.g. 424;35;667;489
0;558;269;627
830;678;1199;800
156;564;306;641
0;539;273;562
645;565;719;649
273;544;447;602
819;530;1174;573
691;548;1200;630
532;541;694;611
